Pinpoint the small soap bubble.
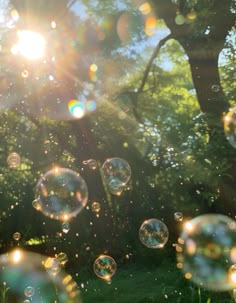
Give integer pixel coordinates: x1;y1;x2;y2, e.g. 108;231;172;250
44;257;62;276
102;157;131;187
175;13;185;25
91;201;101;213
21;70;29;78
176;214;236;291
57;252;68;265
83;159;98;170
62;222;70;233
139;218;169;249
34;167;88;221
7;152;21;168
186;10;197;21
24;286;35;298
174;212;183;222
224;107;236;149
32;198;42;210
212;84;220;93
13;232;21;241
94;255;117;282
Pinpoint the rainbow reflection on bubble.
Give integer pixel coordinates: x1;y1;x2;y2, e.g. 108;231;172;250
176;214;236;291
68;100;85;119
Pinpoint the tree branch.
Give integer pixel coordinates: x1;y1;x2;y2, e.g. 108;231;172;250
138;33;173;93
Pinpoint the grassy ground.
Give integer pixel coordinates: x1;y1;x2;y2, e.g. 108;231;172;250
79;260;234;303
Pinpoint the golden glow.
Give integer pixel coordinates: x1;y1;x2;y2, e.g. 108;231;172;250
11;30;46;60
145;17;157;36
10;249;23;264
90;64;98;72
51;21;57;29
185;272;192;280
139;3;151;15
184;221;193;233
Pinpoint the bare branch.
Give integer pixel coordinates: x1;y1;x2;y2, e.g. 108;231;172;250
138;33;173;93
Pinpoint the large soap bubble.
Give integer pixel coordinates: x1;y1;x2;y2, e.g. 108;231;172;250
93;255;117;283
0;249;82;302
224;107;236;149
102;157;131;188
139;218;169;249
34;167;88;221
176;214;236;291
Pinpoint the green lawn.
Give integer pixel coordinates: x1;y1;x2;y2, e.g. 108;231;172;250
79;260;234;303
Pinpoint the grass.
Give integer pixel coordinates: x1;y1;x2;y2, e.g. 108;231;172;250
79;259;234;303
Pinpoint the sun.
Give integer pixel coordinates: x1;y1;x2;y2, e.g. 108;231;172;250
11;30;46;60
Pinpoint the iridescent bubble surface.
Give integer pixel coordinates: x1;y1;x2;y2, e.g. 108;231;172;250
13;232;21;241
91;201;101;213
44;257;62;276
176;214;236;291
62;222;70;233
94;255;117;282
139;218;169;249
24;286;35;298
34;167;88;221
224;107;236;149
102;157;131;187
0;250;81;302
174;212;183;222
57;252;68;266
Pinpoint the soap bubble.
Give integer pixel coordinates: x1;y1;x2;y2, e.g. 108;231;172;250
0;250;82;302
139;218;169;249
24;286;35;298
224;107;236;149
62;222;70;233
102;157;131;187
175;13;185;25
13;232;21;241
174;212;183;222
34;167;88;221
212;84;220;93
44;257;62;276
94;255;117;282
32;198;42;210
176;214;236;291
91;201;101;213
7;152;21;168
57;252;68;266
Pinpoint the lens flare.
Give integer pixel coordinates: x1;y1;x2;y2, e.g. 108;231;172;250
11;30;46;60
